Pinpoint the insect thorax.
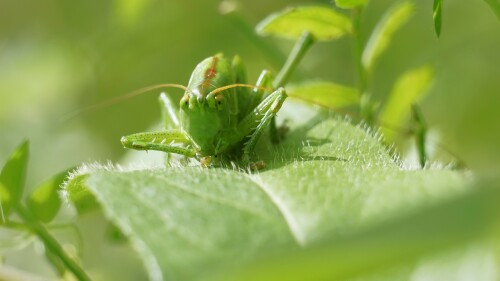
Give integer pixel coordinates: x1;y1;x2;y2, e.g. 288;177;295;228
179;54;240;156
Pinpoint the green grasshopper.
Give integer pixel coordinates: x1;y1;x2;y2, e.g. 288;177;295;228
120;54;287;167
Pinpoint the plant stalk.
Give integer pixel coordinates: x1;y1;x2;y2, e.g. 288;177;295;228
351;7;372;124
411;104;427;168
273;31;315;88
15;205;92;281
270;31;315;143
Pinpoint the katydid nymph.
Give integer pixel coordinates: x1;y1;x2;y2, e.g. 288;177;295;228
120;54;288;168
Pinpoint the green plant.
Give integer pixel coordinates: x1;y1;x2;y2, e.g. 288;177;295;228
0;141;90;281
2;1;499;280
61;2;478;280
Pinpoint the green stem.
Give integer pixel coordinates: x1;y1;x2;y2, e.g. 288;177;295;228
273;31;315;88
411;105;427;168
351;7;372;124
269;31;315;144
15;205;92;281
45;250;67;277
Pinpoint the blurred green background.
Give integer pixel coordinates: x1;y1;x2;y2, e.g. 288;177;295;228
0;0;499;279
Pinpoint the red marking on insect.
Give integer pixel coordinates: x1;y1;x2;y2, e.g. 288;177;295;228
201;56;219;92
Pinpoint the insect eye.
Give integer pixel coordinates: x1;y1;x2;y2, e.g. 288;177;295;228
180;95;189;109
215;95;223;109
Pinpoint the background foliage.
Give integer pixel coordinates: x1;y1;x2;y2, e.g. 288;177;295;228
1;0;499;280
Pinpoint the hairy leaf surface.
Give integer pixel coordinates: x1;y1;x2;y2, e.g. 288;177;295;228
64;102;470;281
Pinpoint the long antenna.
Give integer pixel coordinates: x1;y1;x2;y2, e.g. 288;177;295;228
61;84;191;121
208;83;271;96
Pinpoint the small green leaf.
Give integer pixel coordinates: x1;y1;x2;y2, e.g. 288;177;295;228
484;0;500;19
379;66;434;141
114;0;152;25
256;6;352;41
334;0;368;9
27;168;73;223
287;81;359;109
0;140;29;217
433;0;443;37
362;1;414;71
64;172;99;214
0;182;9;223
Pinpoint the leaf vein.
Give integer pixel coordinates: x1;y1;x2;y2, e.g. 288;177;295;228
244;174;306;246
156;175;279;221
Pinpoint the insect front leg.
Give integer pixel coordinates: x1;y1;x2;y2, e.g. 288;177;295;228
235;87;288;164
121;129;197;158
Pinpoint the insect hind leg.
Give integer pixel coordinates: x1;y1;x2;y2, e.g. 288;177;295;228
253;70;287;144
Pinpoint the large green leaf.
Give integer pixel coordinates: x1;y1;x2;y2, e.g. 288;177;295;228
256;6;352;41
379;66;434;141
287;81;359;110
362;1;414;71
216;179;500;281
64;102;470;281
0;140;29;219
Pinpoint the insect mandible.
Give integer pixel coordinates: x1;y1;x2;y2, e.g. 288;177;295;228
120;53;287;167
